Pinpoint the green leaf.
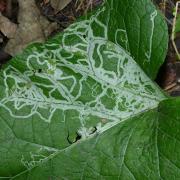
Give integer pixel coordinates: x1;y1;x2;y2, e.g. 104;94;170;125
175;14;180;34
0;0;175;179
84;0;168;79
12;98;180;180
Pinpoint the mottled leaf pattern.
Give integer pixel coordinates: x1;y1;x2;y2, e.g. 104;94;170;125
0;0;178;179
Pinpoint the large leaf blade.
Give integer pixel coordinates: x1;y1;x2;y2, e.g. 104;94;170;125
11;98;180;179
0;0;173;179
0;34;164;177
85;0;168;79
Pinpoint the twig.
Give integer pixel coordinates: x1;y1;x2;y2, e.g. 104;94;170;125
164;82;177;91
171;1;180;60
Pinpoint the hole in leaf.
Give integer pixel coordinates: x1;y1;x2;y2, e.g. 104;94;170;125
75;132;81;142
38;69;42;73
67;131;82;144
90;126;97;134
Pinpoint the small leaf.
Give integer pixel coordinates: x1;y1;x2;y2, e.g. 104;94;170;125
175;14;180;33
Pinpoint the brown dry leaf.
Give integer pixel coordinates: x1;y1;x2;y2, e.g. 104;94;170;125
50;0;72;12
75;0;94;12
0;12;17;38
0;0;6;12
4;0;58;55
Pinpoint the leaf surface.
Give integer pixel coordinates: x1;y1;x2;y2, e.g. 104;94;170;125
0;0;177;179
12;98;180;180
85;0;168;79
